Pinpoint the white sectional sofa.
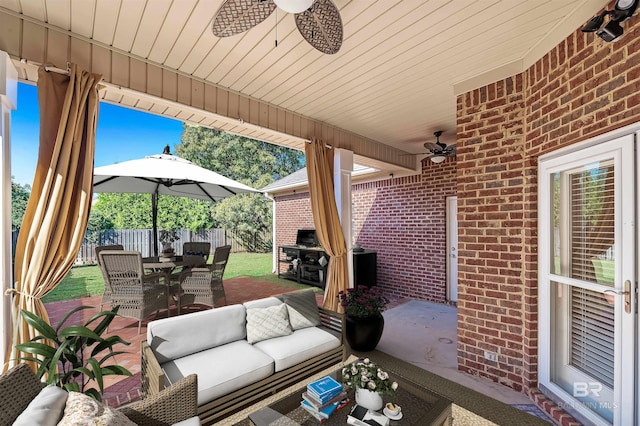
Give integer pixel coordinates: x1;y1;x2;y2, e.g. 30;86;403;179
141;289;345;424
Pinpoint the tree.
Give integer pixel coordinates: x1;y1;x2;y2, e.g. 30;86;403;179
85;209;114;243
90;193;216;232
176;124;304;186
176;125;304;252
212;193;272;252
11;179;31;231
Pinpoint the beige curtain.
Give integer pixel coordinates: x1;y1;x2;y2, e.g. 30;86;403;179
4;64;102;371
305;138;349;312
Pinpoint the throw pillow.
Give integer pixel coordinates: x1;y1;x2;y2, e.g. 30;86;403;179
282;290;321;330
246;303;292;344
57;392;136;426
13;385;68;426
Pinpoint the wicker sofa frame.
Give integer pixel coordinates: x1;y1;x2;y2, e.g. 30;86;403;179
0;363;198;425
141;306;346;425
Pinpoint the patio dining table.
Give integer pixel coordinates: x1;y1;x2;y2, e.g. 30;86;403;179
142;256;185;315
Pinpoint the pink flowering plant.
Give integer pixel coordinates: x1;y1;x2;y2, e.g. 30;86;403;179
338;286;388;318
341;358;398;396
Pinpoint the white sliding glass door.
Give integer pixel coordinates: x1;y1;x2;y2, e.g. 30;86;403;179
539;134;636;425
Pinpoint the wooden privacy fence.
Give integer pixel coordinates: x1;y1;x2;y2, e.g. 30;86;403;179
10;228;271;265
78;229;273;264
77;228;272;264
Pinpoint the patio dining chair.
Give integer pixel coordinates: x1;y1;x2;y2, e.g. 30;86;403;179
98;250;168;334
178;245;231;311
95;244;124;310
169;241;212;284
182;241;211;266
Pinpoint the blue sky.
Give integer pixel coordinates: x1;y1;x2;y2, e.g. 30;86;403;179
11;82;184;186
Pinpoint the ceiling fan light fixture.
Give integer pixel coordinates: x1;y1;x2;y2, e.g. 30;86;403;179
274;0;313;14
430;155;446;164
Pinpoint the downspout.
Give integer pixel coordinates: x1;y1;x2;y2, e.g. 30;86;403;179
264;192;277;273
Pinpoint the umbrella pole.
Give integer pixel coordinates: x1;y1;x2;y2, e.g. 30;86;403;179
152;192;159;257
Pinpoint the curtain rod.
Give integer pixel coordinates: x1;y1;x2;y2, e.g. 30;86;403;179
305;139;333;149
44;62;70;75
20;58;70;75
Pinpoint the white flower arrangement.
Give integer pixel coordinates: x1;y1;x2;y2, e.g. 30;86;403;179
341;358;398;396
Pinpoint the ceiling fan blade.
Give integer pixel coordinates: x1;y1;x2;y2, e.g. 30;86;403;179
295;0;343;54
212;0;276;37
399;152;432;156
445;144;456;155
423;142;439;151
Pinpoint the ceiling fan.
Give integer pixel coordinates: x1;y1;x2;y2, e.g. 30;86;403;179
412;131;456;163
212;0;343;54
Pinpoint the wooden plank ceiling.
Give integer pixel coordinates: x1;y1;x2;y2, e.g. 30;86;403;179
0;0;607;157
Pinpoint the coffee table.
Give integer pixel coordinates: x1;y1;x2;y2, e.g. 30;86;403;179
237;363;452;426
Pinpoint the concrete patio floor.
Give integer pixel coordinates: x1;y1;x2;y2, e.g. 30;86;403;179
43;279;551;422
379;299;534;405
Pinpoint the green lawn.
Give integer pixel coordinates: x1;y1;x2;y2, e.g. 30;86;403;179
43;252;319;303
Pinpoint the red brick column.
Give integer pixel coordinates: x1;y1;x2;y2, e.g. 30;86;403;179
455;75;532;392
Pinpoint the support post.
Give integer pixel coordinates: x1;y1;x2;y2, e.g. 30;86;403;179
333;148;353;288
0;51;17;368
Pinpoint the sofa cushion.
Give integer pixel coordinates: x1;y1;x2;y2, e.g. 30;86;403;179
161;340;274;405
281;290;321;330
58;392;135;426
148;304;247;363
246;304;293;344
243;296;282;310
254;326;341;372
13;385;68;426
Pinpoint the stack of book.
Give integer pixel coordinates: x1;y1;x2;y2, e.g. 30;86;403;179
300;376;348;422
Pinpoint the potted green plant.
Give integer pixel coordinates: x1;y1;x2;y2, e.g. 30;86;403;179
159;230;180;255
15;305;132;401
338;286;389;351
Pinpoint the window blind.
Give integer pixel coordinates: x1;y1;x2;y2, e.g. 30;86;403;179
569;166;615;284
570;286;615;389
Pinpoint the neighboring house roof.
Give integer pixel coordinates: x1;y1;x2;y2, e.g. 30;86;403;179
262;168;309;192
262;164;375;193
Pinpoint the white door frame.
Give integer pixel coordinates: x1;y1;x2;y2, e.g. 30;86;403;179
538;131;637;425
446;196;458;302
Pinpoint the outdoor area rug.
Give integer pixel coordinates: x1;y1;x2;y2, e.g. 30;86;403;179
356;350;552;425
215;352;551;426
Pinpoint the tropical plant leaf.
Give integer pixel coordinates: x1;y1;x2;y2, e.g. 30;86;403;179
91;335;130;357
55;305;94;333
86;358;103;391
20;310;57;340
96;351;129;365
63;382;80;393
59;326;101;340
100;365;132;376
84;387;102;402
85;307;120;336
14;341;57;358
15;306;130;401
73;366;93;378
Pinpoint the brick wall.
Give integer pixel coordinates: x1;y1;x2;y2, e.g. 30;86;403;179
274;192;315;274
455;0;640;403
273;157;457;303
456;75;530;393
353;158;456;302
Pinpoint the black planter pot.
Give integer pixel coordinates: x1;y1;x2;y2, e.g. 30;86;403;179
345;314;384;351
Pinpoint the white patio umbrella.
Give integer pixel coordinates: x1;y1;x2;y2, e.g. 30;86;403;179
93;146;259;255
